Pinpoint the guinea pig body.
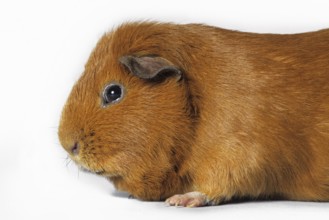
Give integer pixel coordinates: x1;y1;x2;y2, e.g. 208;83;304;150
58;22;329;207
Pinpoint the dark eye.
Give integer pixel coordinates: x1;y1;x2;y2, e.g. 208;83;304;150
102;83;124;106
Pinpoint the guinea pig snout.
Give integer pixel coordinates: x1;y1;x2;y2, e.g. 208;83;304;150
70;142;80;156
59;129;96;157
61;140;80;156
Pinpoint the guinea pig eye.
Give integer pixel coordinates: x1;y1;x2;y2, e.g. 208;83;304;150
102;83;124;107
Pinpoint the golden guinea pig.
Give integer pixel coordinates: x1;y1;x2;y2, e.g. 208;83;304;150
58;22;329;207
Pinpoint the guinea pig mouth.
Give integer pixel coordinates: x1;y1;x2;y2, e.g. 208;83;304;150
95;170;106;175
79;166;104;175
79;166;118;177
73;162;104;175
69;158;118;177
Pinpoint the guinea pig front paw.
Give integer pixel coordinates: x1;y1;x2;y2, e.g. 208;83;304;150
165;192;209;207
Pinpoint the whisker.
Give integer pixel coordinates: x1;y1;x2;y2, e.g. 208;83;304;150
65;157;72;167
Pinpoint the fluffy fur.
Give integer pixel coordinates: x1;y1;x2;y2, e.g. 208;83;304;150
58;22;329;206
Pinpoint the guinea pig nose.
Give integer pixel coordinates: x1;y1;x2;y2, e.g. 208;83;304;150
71;142;79;156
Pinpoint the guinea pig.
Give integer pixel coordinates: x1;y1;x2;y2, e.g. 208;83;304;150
58;22;329;207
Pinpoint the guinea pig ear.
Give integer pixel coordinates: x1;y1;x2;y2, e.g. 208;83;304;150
119;55;182;81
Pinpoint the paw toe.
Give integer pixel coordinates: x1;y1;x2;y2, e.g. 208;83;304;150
165;192;208;207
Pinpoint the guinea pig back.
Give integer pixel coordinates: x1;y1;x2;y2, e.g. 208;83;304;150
58;22;329;207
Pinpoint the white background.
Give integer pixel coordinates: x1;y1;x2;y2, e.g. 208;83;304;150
0;0;328;219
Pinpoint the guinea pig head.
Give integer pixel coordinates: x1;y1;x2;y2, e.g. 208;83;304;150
58;47;196;199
